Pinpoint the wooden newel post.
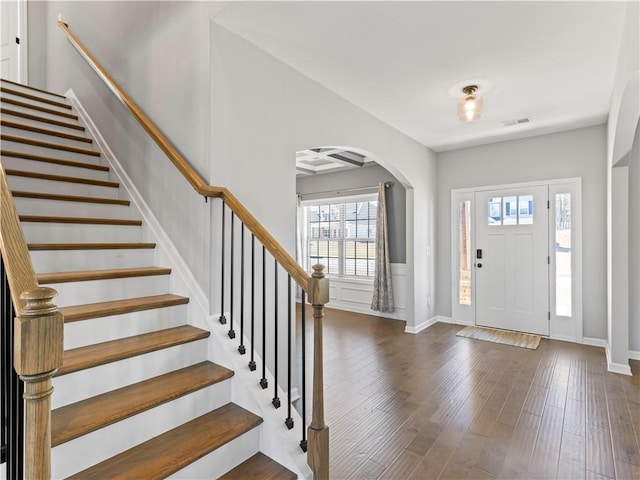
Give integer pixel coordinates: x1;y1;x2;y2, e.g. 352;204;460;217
307;264;329;479
14;287;64;480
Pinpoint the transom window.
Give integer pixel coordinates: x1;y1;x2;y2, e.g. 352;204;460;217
303;196;377;277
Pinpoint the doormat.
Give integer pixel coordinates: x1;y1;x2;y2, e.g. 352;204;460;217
456;325;541;350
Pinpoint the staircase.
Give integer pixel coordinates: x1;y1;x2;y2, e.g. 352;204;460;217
0;78;298;479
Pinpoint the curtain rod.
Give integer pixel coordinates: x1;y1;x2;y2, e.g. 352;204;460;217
298;182;391;198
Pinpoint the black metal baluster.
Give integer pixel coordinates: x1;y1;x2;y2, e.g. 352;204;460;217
272;259;280;408
218;202;227;325
300;290;307;452
1;257;24;479
249;235;256;371
228;212;236;339
260;245;268;389
285;274;294;429
238;224;246;354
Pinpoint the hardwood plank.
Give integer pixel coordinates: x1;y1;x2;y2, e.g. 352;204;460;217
56;325;209;376
408;442;454;479
218;452;297;480
7;169;116;187
12;190;128;205
1;134;98;155
557;431;586;479
28;242;155;251
378;450;422;480
60;294;189;322
21;215;140;226
52;361;232;446
1;86;71;109
38;266;170;284
2;150;106;170
66;403;262;479
586;424;617;479
0;107;84;130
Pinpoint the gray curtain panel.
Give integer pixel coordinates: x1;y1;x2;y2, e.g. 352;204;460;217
371;183;394;312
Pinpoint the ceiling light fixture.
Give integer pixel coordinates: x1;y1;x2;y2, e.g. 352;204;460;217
457;85;483;122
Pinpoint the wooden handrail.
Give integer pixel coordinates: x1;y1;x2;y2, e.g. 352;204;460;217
57;16;311;293
0;161;38;312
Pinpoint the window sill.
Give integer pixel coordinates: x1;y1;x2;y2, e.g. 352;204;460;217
325;275;374;285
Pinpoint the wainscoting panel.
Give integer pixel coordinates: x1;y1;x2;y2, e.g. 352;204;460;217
325;263;407;320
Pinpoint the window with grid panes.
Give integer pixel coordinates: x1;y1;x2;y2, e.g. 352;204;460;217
304;197;378;277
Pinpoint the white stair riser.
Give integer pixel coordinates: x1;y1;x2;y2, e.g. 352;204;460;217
1;91;71;114
31;248;156;273
0;139;101;164
15;197;130;219
2;156;111;181
170;429;260;480
52;339;208;408
51;381;233;479
0;103;79;124
7;175;118;198
64;304;188;349
0;125;92;148
1;110;84;135
22;223;143;243
1;81;68;103
44;274;170;307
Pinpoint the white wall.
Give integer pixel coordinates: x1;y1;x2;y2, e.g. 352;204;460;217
33;1;230;296
436;125;608;340
628;121;640;355
607;0;639;368
209;24;437;331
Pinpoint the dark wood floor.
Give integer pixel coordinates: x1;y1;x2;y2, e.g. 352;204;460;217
298;306;640;479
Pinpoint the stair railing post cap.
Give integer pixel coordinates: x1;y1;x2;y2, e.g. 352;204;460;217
20;286;59;316
311;264;325;279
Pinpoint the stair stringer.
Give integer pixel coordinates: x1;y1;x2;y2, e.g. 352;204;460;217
67;90;312;479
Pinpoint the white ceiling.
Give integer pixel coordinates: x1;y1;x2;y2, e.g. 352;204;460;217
214;1;628;153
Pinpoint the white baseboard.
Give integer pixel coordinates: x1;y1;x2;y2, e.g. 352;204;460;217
606;344;632;376
582;337;608;348
404;316;438;334
67;89;210;316
629;350;640;361
438;316;473;326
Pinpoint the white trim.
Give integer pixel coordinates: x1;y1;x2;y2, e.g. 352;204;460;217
629;350;640;361
66;89;210;315
582;337;608;348
439;316;474;326
18;0;28;83
404;316;438;334
606;344;632;375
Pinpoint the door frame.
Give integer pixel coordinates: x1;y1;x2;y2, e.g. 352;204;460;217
451;177;583;342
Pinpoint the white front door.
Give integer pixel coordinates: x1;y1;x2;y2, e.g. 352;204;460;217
1;0;20;81
474;185;549;335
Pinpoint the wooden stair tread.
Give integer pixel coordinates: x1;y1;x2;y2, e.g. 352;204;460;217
1;134;100;156
2;150;108;171
1;119;91;143
1;78;67;99
218;453;297;480
6;169;117;188
1;86;71;109
66;403;262;480
52;361;232;446
0;107;85;131
0;97;78;119
56;325;210;377
37;266;170;284
28;242;155;251
12;190;128;205
60;294;189;323
19;215;140;226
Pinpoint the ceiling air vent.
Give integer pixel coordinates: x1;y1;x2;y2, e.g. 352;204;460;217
502;116;532;127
